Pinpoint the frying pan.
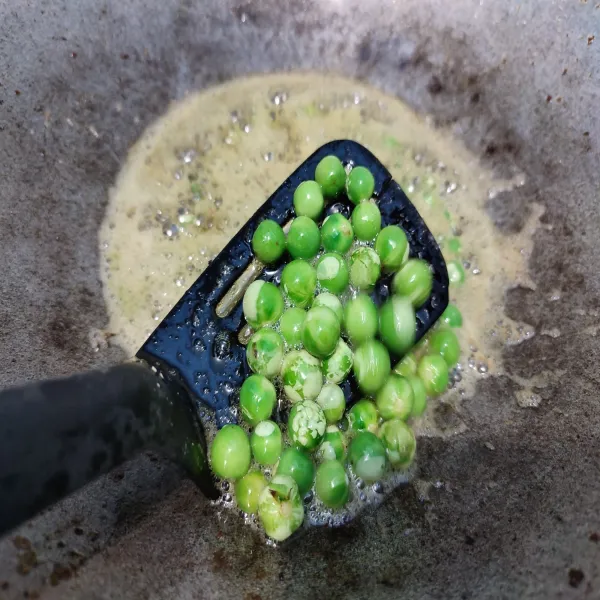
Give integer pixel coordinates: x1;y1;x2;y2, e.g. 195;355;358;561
0;0;599;598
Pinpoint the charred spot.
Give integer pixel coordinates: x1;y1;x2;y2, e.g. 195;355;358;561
568;568;584;588
358;37;373;63
49;563;72;586
427;75;444;94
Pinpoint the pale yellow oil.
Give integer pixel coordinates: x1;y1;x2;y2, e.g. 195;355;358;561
98;73;542;534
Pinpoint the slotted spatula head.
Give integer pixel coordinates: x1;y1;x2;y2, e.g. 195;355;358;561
137;140;449;427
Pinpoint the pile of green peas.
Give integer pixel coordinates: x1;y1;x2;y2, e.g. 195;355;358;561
209;155;465;541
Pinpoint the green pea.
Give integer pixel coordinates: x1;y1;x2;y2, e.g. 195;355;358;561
235;470;267;514
286;216;321;259
316;425;347;462
374;225;409;271
239;374;277;426
258;475;304;541
346;166;375;205
448;237;462;253
279;307;306;346
348;431;387;483
293;180;324;221
281;259;317;308
276;448;315;495
378;419;416;468
302;306;340;359
315;155;346;198
313;292;343;323
288;400;327;452
343;294;378;345
429;329;461;368
320;213;354;254
251;420;283;466
316;252;349;295
252;219;286;264
441;303;463;328
353;340;391;395
393;353;418;378
375;374;414;421
406;375;427;417
417;354;449;396
315;460;349;508
347;399;379;433
349;247;381;291
351;201;381;241
210;425;251;480
378;296;416;356
392;259;433;308
315;383;346;424
281;349;323;403
242;280;284;329
322;338;353;384
246;328;284;379
448;260;465;284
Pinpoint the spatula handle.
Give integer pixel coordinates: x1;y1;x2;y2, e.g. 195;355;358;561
0;362;215;536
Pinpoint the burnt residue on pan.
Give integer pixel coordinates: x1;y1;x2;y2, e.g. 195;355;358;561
0;0;599;598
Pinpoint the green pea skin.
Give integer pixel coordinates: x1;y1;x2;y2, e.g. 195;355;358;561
288;400;327;451
343;294;378;345
286;216;321;260
347;399;379;434
378;419;416;468
246;328;284;379
448;260;465;284
258;475;304;541
441;304;463;328
351;201;381;241
393;353;418;378
242;280;284;329
348;431;387;483
417;354;449;396
315;460;349;508
392;259;433;308
320;213;354;254
279;307;306;346
302;306;341;359
375;374;414;421
349;247;381;291
293;180;324;221
316;252;349;295
406;375;427;417
313;292;343;323
252;219;286;264
276;448;315;495
210;425;251;480
374;225;409;271
281;349;323;403
322;338;353;384
251;420;283;466
281;259;317;308
352;340;391;395
316;425;347;462
429;329;461;368
315;155;346;198
315;383;346;424
235;470;267;514
378;296;416;357
346;166;375;205
239;374;277;426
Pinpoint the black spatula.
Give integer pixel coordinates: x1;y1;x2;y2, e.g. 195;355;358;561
0;140;448;536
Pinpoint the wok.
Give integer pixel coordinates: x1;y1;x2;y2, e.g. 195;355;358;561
1;0;599;598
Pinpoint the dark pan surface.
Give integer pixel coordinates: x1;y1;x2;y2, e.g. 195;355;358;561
0;1;599;598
